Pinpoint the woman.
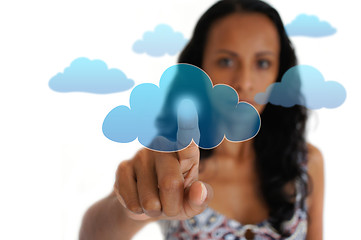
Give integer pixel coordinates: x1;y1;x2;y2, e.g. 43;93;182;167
79;0;324;239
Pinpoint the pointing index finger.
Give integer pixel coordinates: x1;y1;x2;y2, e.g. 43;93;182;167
176;99;200;187
176;99;200;150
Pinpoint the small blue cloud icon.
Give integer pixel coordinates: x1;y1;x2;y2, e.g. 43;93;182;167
102;64;261;152
254;65;346;110
285;14;336;37
49;57;134;94
132;24;188;57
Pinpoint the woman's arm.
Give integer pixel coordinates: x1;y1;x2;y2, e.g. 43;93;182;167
306;144;325;240
79;142;213;240
79;190;153;240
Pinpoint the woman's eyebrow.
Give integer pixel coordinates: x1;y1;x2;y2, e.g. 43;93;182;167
256;51;275;56
216;49;238;57
216;49;275;57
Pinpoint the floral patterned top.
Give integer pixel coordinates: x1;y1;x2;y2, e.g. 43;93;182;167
158;179;308;240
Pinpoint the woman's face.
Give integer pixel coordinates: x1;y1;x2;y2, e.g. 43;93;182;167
202;12;280;113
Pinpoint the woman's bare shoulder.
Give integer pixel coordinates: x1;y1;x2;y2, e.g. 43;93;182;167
306;143;324;174
307;143;323;162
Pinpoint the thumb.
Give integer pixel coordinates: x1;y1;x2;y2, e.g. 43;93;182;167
183;180;213;217
176;99;200;188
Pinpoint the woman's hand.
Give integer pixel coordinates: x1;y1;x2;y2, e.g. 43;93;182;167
113;111;213;221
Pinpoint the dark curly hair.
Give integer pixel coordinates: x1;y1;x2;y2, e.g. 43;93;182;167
177;0;310;236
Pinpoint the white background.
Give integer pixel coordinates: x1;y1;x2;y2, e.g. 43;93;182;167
0;0;359;239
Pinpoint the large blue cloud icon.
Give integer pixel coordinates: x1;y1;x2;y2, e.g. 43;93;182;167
132;24;188;57
254;65;346;109
285;14;336;37
49;57;134;94
102;64;261;152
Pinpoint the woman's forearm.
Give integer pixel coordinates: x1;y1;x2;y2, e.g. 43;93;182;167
79;191;149;240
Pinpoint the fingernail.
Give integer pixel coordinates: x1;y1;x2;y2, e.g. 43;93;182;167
200;182;207;203
132;207;144;214
145;209;162;218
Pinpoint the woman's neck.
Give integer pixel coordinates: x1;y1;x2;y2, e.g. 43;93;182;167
214;139;255;163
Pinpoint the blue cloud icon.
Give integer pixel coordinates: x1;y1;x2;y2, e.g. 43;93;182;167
102;64;261;152
49;57;134;94
254;65;346;109
132;24;188;57
285;14;336;37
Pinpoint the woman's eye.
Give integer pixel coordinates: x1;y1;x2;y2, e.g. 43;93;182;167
218;58;234;67
257;59;271;69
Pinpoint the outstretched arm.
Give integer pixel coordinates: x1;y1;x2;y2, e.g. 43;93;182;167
79;190;153;240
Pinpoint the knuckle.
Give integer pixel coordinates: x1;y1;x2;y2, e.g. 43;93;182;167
134;149;153;168
135;148;149;161
180;159;194;172
115;161;131;187
116;160;131;177
159;176;183;192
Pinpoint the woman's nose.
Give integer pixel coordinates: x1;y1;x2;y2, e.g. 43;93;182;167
231;68;253;94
